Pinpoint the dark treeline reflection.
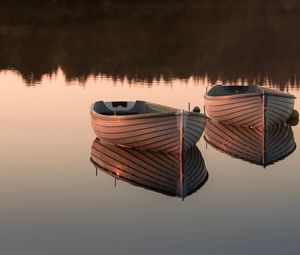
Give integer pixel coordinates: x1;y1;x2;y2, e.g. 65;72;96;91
0;0;300;88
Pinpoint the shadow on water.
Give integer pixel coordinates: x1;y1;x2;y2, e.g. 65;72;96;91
0;0;300;88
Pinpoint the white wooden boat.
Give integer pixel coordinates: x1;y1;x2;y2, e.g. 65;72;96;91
204;119;296;167
91;100;206;153
90;138;208;199
204;85;296;129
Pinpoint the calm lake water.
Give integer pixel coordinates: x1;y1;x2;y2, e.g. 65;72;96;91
1;71;299;255
1;2;300;255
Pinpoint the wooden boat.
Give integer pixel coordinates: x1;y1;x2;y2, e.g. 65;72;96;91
90;138;208;199
204;85;296;129
204;119;296;167
91;100;206;153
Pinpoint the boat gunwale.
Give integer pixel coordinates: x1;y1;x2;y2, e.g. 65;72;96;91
204;87;296;100
204;92;263;100
91;101;207;120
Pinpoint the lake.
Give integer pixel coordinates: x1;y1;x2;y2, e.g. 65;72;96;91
1;2;300;255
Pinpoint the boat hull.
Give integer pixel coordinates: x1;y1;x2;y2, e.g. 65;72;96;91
91;102;206;153
90;138;208;198
204;86;295;129
264;88;295;128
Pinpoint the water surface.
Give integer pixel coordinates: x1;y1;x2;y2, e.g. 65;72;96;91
1;70;299;255
1;2;300;255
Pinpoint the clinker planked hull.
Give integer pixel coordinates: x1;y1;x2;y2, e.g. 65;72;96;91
91;101;206;153
204;94;263;129
204;85;296;129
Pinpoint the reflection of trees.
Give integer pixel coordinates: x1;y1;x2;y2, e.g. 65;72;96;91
0;1;300;88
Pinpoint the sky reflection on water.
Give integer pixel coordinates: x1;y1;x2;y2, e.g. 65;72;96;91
1;2;300;254
0;70;299;254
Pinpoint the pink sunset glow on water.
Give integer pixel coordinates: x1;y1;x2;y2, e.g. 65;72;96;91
1;69;299;255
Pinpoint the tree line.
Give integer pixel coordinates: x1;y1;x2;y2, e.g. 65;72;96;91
0;1;299;88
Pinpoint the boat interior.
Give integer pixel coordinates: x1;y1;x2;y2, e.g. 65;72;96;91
207;85;262;96
93;100;174;115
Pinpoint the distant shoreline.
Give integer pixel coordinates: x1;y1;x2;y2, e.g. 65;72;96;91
0;1;299;88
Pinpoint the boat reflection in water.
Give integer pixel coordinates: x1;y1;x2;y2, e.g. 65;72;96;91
90;138;208;199
204;119;296;167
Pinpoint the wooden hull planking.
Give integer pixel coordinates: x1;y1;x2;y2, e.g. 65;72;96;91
204;86;295;129
204;94;263;129
265;93;295;128
91;107;206;153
